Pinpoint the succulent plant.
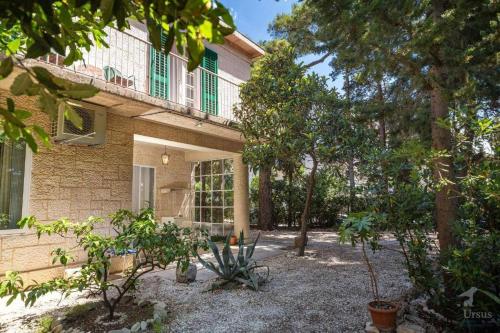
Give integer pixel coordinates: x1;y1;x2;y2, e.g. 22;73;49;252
197;231;269;290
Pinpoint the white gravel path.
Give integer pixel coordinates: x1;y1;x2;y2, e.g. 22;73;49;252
0;230;412;333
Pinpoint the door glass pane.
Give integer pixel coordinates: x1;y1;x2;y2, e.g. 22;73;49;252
132;166;155;212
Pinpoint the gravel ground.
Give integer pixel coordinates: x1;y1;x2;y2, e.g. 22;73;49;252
0;230;412;333
141;230;412;333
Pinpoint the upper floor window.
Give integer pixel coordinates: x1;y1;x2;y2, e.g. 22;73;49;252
0;141;27;230
200;48;219;115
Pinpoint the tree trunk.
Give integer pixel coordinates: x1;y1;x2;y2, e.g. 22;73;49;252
297;158;318;256
377;80;386;147
430;67;458;252
287;170;294;228
258;165;273;230
430;0;458;252
377;80;389;198
347;157;355;213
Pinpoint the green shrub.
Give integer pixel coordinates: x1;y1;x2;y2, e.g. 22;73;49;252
197;231;269;290
36;315;53;333
0;208;205;320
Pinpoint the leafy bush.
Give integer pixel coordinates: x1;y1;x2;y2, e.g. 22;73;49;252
197;231;269;290
0;208;204;319
250;167;347;228
36;315;54;333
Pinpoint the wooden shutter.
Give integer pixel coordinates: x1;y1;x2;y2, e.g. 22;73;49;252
149;33;169;99
201;48;218;115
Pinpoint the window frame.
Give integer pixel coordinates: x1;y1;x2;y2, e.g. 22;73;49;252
132;164;156;213
0;146;32;235
192;158;234;236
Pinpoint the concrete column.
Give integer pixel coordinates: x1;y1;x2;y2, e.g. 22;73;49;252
233;154;250;239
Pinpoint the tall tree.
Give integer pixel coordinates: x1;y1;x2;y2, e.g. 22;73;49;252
235;40;339;255
271;0;499;252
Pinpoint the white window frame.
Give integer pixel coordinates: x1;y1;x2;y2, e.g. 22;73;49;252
0;147;32;235
132;164;156;213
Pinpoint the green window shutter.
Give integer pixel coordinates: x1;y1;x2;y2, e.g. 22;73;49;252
149;33;170;99
201;48;218;115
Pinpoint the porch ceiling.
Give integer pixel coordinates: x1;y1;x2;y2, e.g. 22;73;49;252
134;134;239;161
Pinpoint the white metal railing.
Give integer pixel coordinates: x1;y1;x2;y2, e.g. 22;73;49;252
38;27;240;122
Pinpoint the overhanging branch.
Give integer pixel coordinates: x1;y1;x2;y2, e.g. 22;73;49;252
303;52;334;69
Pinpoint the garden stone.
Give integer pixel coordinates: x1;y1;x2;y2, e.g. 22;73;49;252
397;323;425;333
108;329;130;333
130;322;141;332
50;323;63;333
140;321;147;331
176;263;197;283
365;322;379;333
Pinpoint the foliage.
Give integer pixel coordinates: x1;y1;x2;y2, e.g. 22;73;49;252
236;39;347;255
270;0;499;321
197;231;269;290
250;167;349;228
0;0;235;151
36;315;54;333
0;208;204;319
339;212;382;301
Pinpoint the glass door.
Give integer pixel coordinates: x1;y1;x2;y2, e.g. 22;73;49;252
132;165;155;212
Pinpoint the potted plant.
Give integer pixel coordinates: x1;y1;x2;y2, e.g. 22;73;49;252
229;234;238;245
339;212;399;331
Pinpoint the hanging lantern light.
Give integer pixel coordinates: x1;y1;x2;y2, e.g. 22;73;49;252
161;146;170;165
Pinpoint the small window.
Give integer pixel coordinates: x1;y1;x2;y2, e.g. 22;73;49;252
0;141;27;230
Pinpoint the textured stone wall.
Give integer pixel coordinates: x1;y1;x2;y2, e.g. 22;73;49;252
0;92;134;281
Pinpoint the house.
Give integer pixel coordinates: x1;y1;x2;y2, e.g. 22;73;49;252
0;22;264;281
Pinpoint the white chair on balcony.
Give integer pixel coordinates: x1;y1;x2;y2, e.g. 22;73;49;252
103;66;136;90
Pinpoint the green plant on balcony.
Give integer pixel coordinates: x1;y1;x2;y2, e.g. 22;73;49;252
197;231;269;290
0;208;204;320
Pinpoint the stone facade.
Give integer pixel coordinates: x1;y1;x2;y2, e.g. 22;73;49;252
0;93;249;282
0;91;134;281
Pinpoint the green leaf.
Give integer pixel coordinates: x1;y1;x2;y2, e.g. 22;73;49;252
10;73;33;96
61;83;99;99
32;67;61;90
6;39;21;55
0;57;14;78
33;126;51;148
100;0;115;24
63;104;83;129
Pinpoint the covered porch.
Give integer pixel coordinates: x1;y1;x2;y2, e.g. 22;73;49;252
132;134;250;237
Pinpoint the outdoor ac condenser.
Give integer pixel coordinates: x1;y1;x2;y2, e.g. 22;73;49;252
51;101;106;145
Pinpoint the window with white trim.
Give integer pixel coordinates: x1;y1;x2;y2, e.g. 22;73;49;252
192;159;233;236
0;141;27;230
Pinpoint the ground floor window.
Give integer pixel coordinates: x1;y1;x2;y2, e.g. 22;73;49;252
132;165;155;212
192;159;234;236
0;141;27;230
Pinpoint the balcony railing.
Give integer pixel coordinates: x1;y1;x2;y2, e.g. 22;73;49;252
38;27;240;122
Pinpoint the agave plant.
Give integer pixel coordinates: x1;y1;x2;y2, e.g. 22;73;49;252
197;231;269;290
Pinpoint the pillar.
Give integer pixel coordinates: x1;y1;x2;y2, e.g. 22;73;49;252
233;154;250;239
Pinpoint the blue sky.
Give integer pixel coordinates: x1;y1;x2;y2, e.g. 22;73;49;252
221;0;343;91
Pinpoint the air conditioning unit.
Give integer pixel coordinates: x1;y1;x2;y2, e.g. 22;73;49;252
51;102;106;145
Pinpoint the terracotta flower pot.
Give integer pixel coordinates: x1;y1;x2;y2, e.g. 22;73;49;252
368;300;398;331
229;235;238;245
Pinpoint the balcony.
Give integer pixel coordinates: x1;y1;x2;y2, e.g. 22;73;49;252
37;27;241;123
